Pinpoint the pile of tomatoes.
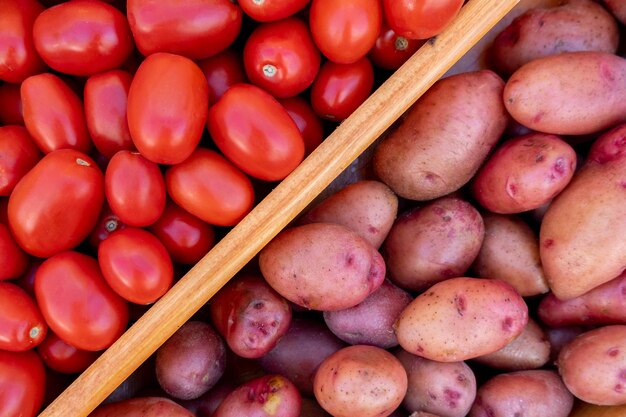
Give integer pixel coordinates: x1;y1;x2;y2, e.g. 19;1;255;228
0;0;463;415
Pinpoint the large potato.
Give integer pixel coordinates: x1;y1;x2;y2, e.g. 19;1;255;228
89;397;194;417
373;70;508;201
604;0;626;24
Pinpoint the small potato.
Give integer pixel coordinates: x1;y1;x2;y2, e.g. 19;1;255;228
314;345;407;417
89;397;194;417
395;278;528;362
604;0;626;24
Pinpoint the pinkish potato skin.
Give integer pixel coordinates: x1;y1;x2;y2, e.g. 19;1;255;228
383;197;484;292
604;0;626;24
89;397;195;417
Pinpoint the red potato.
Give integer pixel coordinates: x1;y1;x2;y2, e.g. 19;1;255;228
90;397;194;417
603;0;626;25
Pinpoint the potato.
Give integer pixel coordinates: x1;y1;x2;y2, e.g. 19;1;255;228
314;345;407;417
383;197;484;292
490;0;619;76
504;51;626;135
469;370;573;417
395;277;528;362
299;180;399;249
470;133;577;214
471;212;548;297
395;349;476;417
373;70;508;201
604;0;626;25
90;397;194;417
540;123;626;299
178;379;235;417
259;222;386;311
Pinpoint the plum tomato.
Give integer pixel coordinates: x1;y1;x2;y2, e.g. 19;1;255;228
238;0;310;22
279;96;325;156
0;125;42;196
382;0;464;40
198;49;248;106
0;224;29;280
0;83;24;125
0;350;46;417
88;203;127;250
368;22;425;70
0;282;47;351
37;331;99;374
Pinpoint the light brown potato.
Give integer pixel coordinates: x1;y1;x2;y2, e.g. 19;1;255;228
471;212;548;297
90;397;195;417
373;70;508;201
604;0;626;24
395;278;528;362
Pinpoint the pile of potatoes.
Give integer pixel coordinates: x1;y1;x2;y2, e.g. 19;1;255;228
91;0;626;416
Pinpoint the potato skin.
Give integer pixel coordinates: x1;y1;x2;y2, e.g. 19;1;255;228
604;0;626;24
396;278;528;362
89;397;195;417
373;70;508;201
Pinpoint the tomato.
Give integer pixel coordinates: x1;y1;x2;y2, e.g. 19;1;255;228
310;57;374;121
127;0;242;60
127;53;209;165
0;224;29;281
198;49;248;106
207;83;305;181
0;350;46;417
0;282;47;351
37;331;99;374
238;0;310;22
382;0;464;40
0;83;24;125
368;22;425;70
309;0;382;64
243;17;320;98
88;203;127;250
0;125;42;196
21;73;92;154
0;198;7;224
0;0;47;83
84;70;135;160
14;259;41;298
279;96;325;156
35;251;129;351
32;0;134;76
149;199;216;265
165;148;255;226
8;149;105;258
98;227;174;305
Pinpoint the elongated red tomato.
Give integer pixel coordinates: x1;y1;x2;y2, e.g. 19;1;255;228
207;84;305;181
0;224;29;280
0;282;47;351
0;83;24;125
279;96;325;157
35;251;129;351
382;0;464;40
0;350;45;417
128;53;209;165
87;203;127;250
239;0;310;22
198;48;248;106
0;125;42;196
368;22;425;70
8;149;105;258
37;331;99;374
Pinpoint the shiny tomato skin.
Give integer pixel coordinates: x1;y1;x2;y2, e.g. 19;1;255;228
198;48;248;106
165;148;255;227
382;0;464;40
0;282;47;351
207;83;305;181
87;203;127;250
0;83;24;125
37;331;99;374
84;70;135;159
243;17;320;98
239;0;310;22
35;251;129;351
310;57;374;121
0;125;42;196
309;0;382;64
279;96;325;157
127;53;209;165
21;73;92;154
368;22;424;70
127;0;242;60
0;350;46;417
0;224;29;281
7;149;105;258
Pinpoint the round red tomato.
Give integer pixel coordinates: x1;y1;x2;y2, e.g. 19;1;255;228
0;83;24;125
198;49;248;106
127;53;209;165
279;96;325;156
244;17;320;98
0;282;47;351
35;251;129;351
368;22;425;70
382;0;464;40
0;350;45;417
0;125;42;196
309;0;382;64
239;0;310;22
207;83;305;181
37;331;99;374
7;149;105;258
0;224;29;280
88;203;127;250
165;148;255;226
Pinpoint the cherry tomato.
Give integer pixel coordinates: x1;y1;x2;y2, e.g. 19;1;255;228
0;224;29;280
165;148;255;227
279;96;325;156
0;125;42;196
382;0;464;40
243;17;320;98
37;331;100;374
309;0;382;64
21;73;92;154
8;149;105;258
0;350;46;417
88;203;127;250
127;0;243;60
0;282;47;351
0;0;47;83
84;70;135;160
127;53;209;165
368;22;425;70
198;49;248;106
207;83;305;181
239;0;310;22
310;57;374;121
35;251;129;351
0;83;24;125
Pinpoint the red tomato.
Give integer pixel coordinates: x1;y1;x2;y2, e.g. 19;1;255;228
238;0;310;22
382;0;464;40
87;203;127;250
279;96;325;156
0;282;47;351
127;53;209;165
35;251;129;351
0;350;46;417
84;70;135;159
198;49;248;106
0;0;47;83
0;224;29;280
368;22;425;70
310;57;374;121
0;125;42;196
127;0;242;60
0;198;6;224
105;150;166;227
165;148;255;226
37;331;99;374
243;18;320;98
309;0;382;64
14;259;41;298
21;73;92;154
7;149;105;258
0;83;24;125
207;84;305;181
33;0;134;76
